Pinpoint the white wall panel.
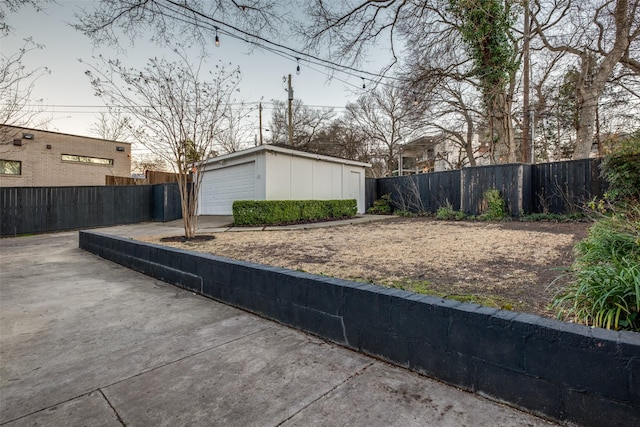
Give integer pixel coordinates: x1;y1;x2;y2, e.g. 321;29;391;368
311;161;333;199
265;152;291;199
290;156;313;199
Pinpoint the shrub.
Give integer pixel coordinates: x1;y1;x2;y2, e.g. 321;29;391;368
436;202;466;221
480;188;507;220
601;130;640;203
367;194;392;214
233;199;357;226
395;210;415;217
519;212;586;222
552;216;640;331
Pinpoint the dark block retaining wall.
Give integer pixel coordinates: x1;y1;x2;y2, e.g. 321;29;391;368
79;231;640;425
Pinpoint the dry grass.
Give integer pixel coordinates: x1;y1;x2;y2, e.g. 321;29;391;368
142;217;589;317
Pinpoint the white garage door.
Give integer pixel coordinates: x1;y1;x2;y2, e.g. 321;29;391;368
199;161;256;215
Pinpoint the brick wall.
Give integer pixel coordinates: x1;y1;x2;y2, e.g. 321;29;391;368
80;231;640;426
0;126;131;187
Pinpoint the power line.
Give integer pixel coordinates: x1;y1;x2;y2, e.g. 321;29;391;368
156;0;405;86
12;100;356;110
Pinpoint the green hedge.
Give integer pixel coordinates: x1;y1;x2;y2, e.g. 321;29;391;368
233;199;358;226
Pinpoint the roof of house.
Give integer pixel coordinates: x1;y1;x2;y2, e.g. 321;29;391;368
1;125;131;145
404;134;444;148
202;144;371;168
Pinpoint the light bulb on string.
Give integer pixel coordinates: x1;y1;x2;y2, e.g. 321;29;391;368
361;77;366;89
296;58;300;75
215;27;220;47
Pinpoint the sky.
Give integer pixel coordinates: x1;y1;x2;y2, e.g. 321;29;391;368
2;1;384;149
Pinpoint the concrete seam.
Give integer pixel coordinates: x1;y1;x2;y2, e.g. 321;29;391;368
99;325;274;391
274;361;375;426
0;389;110;426
98;388;126;426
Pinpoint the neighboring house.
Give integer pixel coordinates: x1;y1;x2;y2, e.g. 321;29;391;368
397;135;444;175
0;125;131;187
400;133;491;174
198;144;371;215
432;134;491;171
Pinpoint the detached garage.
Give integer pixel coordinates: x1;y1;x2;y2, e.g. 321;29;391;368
198;145;370;215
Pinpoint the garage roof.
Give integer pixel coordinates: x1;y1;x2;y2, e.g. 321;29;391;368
201;144;371;168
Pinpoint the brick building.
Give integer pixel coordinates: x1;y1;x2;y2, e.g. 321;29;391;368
0;125;131;187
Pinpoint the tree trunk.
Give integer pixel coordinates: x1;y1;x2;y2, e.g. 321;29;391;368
572;0;633;159
177;171;197;238
574;87;598;159
489;92;516;163
463;111;476;166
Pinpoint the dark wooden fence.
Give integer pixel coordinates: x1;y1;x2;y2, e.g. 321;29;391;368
365;178;377;211
3;159;605;236
378;170;461;212
366;159;606;216
0;183;182;237
461;164;532;216
153;183;184;223
531;159;604;214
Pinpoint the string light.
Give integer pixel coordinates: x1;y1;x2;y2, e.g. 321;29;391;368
143;0;433;97
155;1;408;88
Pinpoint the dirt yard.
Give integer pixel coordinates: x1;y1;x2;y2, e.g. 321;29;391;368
143;217;591;318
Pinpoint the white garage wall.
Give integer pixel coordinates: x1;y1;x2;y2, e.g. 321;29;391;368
290;156;314;199
264;151;367;213
265;152;291;199
330;163;343;198
312;161;334;199
199;145;369;215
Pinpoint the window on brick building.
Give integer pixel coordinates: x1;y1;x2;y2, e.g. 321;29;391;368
0;159;21;175
61;154;114;165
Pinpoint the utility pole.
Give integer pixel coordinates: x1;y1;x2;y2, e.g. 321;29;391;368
522;0;531;163
287;74;294;146
259;102;263;145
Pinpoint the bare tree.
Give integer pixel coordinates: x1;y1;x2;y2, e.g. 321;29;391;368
268;99;335;148
132;154;169;175
0;37;50;147
217;101;257;154
1;0;52;35
308;118;370;162
74;0;286;49
344;85;420;176
532;0;640;159
302;0;520;163
446;0;520;162
88;110;132;141
412;78;486;168
84;50;241;238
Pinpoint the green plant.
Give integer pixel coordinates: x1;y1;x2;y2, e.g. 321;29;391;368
367;193;392;214
480;188;507;220
552;215;640;331
233;199;357;226
601;130;640;203
388;279;521;311
395;210;417;217
436;203;466;220
519;212;586;222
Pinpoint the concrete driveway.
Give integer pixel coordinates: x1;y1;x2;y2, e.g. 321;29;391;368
0;230;557;426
